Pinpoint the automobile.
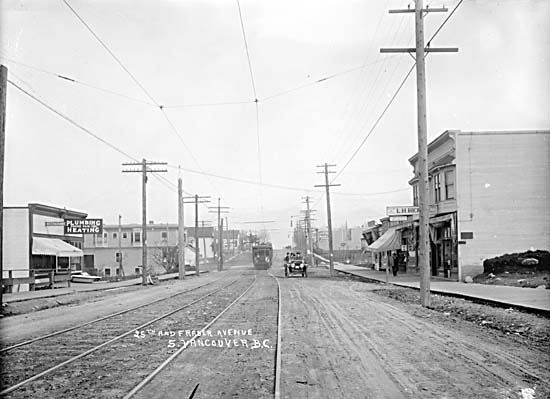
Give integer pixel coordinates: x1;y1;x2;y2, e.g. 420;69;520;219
71;271;102;283
284;252;308;278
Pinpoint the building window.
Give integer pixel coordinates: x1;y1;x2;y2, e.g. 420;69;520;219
104;268;111;276
123;232;128;239
116;268;120;276
434;174;441;203
113;232;117;239
134;232;141;243
115;252;122;262
103;232;108;239
135;267;141;274
413;184;419;206
161;231;168;239
445;170;455;200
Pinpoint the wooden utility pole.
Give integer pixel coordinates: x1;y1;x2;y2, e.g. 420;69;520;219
183;195;210;276
381;0;457;307
122;159;167;285
118;214;125;277
315;164;340;277
178;178;185;279
302;196;316;268
208;198;229;271
0;65;7;306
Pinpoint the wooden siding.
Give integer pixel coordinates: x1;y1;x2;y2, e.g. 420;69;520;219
455;131;550;279
2;208;30;288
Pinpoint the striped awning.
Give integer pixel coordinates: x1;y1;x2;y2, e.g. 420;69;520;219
32;237;83;257
367;227;401;252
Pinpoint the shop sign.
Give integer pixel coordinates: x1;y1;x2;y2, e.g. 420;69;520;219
65;219;103;234
387;206;419;216
389;215;408;222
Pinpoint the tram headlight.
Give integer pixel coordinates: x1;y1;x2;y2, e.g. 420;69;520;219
265;256;269;262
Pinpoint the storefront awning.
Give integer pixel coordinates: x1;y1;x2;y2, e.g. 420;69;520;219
367;227;401;252
32;237;83;257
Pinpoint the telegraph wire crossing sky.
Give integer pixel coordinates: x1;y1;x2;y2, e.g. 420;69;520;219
1;0;548;247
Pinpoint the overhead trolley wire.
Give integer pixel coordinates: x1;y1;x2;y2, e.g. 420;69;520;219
8;79;139;162
61;0;158;106
236;0;264;217
61;0;224;200
0;56;157;107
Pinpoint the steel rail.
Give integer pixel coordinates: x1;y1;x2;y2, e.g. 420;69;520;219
268;272;283;399
0;279;221;353
123;275;258;399
0;279;240;396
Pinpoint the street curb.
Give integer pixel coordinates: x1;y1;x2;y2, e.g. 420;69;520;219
335;269;550;318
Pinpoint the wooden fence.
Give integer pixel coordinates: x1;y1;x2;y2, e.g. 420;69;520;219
1;269;71;293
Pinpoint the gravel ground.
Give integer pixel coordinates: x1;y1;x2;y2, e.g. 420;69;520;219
133;271;279;399
1;274;256;398
372;286;550;350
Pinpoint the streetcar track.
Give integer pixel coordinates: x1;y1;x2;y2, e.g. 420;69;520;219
0;278;222;353
0;278;242;396
268;272;282;399
122;275;259;399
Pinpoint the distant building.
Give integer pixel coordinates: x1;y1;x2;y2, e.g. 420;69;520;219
83;223;213;277
2;203;87;291
400;129;549;280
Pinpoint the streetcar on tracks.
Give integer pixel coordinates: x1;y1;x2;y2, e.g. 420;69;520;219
252;242;273;269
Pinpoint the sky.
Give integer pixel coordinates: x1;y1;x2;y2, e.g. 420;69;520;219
1;0;549;248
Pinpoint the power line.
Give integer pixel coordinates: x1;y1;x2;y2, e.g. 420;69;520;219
326;15;409;164
165;163;408;197
259;56;396;103
335;63;415;180
62;0;158;106
236;0;263;217
236;0;258;100
0;56;157;107
8;79;138;162
162;100;254;109
61;0;222;198
333;0;465;181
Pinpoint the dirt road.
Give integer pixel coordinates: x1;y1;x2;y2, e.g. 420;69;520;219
1;263;548;398
278;268;549;399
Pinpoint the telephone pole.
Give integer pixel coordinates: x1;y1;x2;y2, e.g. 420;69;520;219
208;198;229;271
0;65;8;306
302;196;316;267
183;195;211;276
178;178;185;280
118;215;125;277
381;0;457;307
315;163;340;277
122;159;167;285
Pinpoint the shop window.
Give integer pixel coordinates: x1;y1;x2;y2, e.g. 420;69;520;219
434;174;441;203
162;231;168;239
445;170;455;199
134;232;141;243
123;232;128;239
104;268;111;276
113;232;117;239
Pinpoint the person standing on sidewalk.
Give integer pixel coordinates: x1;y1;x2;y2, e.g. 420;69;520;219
391;252;399;276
